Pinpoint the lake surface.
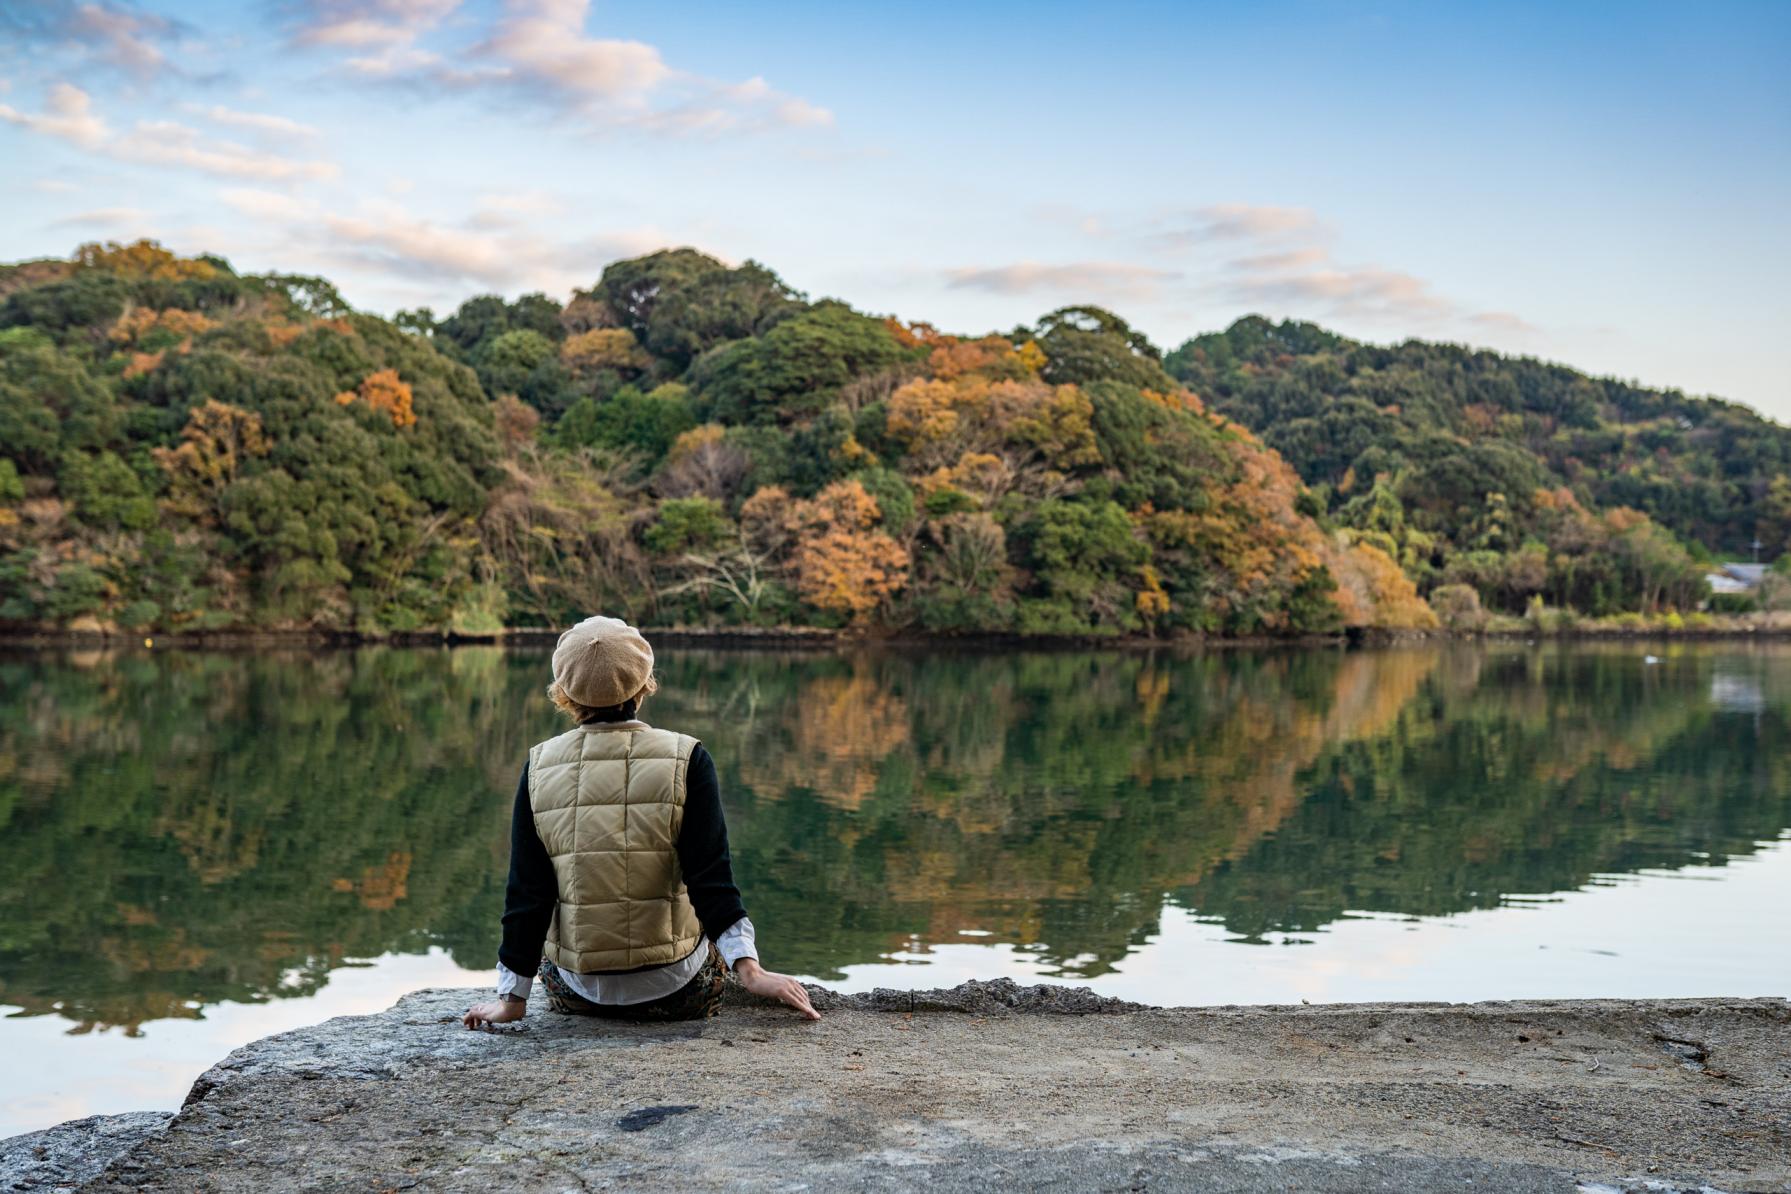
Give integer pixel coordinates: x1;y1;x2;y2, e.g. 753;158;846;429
2;642;1788;1136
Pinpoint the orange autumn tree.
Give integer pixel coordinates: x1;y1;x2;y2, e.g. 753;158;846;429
111;308;218;378
492;393;541;455
1323;535;1439;630
754;480;910;621
334;368;416;428
109;307;217;345
1137;431;1335;631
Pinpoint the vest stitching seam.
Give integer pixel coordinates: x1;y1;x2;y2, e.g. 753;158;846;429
622;727;633;970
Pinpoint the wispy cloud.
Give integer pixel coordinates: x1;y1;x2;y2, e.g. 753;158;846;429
49;205;148;228
946;261;1180;302
1148;203;1325;252
0;82;109;148
195;104;320;141
1022;199;1537;337
0;0;185;80
1190;203;1320;241
223;187;668;293
1226;248;1329;273
476;1;671;99
1168;203;1531;334
124;118;337;180
466;189;566;229
288;0;459;49
1224;261;1453;322
2;84;337;181
1468;310;1540;334
291;0;833;136
219;187;316;222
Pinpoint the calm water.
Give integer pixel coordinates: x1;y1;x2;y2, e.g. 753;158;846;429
2;643;1788;1135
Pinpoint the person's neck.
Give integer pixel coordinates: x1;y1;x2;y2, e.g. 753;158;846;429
581;709;642;725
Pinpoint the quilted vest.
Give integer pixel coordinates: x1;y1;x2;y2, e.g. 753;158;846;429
527;720;705;974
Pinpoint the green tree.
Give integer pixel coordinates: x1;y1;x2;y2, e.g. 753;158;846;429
1011;498;1148;635
1034;306;1177;392
645;496;731;554
59;451;156;531
589;248;803;370
553;383;695;466
693;302;906;425
1760;474;1791;559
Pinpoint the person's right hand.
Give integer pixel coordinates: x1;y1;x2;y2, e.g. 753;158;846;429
733;958;821;1020
462;998;526;1030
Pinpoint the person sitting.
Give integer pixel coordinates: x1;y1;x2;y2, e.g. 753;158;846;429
463;616;819;1028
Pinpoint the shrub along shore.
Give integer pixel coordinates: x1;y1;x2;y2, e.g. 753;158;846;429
5;610;1790;651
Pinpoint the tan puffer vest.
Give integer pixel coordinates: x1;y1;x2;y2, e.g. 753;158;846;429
527;721;705;974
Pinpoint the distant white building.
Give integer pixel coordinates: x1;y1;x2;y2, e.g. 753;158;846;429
1705;563;1768;596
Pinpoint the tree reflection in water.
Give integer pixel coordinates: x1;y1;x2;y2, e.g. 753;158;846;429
0;643;1785;1029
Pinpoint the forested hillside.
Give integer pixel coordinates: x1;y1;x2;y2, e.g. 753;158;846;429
0;241;1434;637
0;240;1784;638
1170;318;1791;618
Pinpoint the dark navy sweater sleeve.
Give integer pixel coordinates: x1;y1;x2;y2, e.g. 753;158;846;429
677;743;748;942
497;764;556;977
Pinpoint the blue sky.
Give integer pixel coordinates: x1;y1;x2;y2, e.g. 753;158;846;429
3;0;1787;419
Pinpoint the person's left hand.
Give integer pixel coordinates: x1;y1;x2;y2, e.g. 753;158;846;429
463;998;526;1029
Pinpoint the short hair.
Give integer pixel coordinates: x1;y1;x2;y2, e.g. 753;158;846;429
548;674;659;724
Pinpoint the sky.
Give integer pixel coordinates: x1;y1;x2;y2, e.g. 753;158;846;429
2;0;1787;419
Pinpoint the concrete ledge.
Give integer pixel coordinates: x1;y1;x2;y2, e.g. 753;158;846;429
0;1113;171;1193
7;982;1788;1192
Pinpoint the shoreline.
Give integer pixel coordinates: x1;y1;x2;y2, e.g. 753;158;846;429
4;621;1791;651
5;981;1786;1192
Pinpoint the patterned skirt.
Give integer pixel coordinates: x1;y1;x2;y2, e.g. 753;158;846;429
537;945;725;1022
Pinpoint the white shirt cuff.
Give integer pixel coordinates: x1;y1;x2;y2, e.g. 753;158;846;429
715;916;758;967
496;962;533;1000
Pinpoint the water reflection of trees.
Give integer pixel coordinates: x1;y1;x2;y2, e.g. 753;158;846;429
678;646;1790;978
0;648;559;1031
0;645;1785;1027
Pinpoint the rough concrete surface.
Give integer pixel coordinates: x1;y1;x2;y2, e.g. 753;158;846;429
0;1114;171;1193
5;980;1787;1192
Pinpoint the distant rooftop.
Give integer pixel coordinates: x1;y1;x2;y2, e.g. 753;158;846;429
1706;563;1768;594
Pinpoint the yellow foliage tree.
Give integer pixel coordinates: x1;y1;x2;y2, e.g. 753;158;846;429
887;378;977;454
887;373;1097;492
76;240;216;281
152;400;271;521
560;328;652;375
1136;564;1171;630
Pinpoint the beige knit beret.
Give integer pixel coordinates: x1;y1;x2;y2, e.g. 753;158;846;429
551;616;654;708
